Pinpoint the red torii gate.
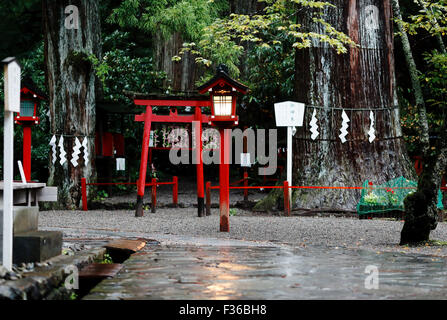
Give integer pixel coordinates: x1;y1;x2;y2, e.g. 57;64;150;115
134;97;212;217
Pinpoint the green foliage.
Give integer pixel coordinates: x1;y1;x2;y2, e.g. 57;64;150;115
101;253;113;264
89;31;167;104
422;51;447;110
176;0;356;77
229;208;237;216
0;0;42;58
69;292;78;300
402;51;447;155
394;1;446;155
93;190;109;202
108;0;228;41
404;0;447;36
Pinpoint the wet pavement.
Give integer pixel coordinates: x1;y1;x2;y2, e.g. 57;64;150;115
84;242;447;300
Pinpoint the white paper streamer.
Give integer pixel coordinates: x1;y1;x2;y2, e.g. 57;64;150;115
368;111;376;143
71;137;82;167
339;110;350;143
81;137;89;166
58;136;67;165
49;135;57;164
310;109;319;140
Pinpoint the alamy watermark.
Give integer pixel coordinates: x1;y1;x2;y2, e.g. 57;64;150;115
64;265;79;290
167;122;278;176
364;265;379;290
364;5;379;30
65;5;79;30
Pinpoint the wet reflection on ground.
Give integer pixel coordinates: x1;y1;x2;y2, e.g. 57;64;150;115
84;244;447;300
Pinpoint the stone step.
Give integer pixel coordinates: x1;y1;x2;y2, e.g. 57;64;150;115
13;231;62;264
13;206;39;233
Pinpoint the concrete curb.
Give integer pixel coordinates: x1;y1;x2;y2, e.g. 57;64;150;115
0;247;106;300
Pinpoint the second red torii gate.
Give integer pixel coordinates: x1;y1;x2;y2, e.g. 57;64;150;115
134;98;212;217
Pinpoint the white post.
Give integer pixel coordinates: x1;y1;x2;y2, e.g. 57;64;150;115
274;101;305;212
3;111;14;270
287;126;293;206
2;57;20;270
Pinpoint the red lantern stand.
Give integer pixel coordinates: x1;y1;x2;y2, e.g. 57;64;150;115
14;86;44;181
133;99;211;217
197;66;248;232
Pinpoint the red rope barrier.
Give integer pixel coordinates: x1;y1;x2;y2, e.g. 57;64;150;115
81;177;178;211
208;185;439;191
86;181;175;186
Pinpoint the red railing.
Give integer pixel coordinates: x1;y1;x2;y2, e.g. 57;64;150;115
81;176;178;212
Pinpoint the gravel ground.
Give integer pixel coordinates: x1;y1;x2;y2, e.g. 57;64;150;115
39;207;447;257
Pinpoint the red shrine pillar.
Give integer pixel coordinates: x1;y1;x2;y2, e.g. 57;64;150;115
219;128;230;232
22;124;32;181
135;106;152;217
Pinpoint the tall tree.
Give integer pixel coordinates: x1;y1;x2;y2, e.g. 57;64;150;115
192;0;413;211
291;0;413;210
43;0;101;208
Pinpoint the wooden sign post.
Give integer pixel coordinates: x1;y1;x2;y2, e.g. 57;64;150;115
2;57;21;270
274;101;305;214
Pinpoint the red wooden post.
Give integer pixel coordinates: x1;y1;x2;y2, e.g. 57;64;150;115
173;176;178;206
81;178;88;211
283;180;290;216
206;181;211;216
219;128;230;232
22;125;32;181
243;171;248;202
135;106;152;217
195;107;205;217
151;177;157;213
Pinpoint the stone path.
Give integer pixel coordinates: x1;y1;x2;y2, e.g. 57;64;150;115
83;240;447;300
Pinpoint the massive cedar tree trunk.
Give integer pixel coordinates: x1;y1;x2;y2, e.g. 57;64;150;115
230;0;265;78
292;0;414;210
43;0;100;208
154;0;263;91
155;32;198;92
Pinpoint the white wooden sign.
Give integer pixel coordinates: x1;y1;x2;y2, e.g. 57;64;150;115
3;57;21;112
274;101;305;127
274;101;306;210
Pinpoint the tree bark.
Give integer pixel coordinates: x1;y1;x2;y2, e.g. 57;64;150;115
154;32;198;92
289;0;414;211
43;0;100;208
154;0;263;92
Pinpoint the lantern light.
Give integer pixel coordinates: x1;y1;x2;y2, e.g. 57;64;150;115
212;94;232;117
197;64;248;126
